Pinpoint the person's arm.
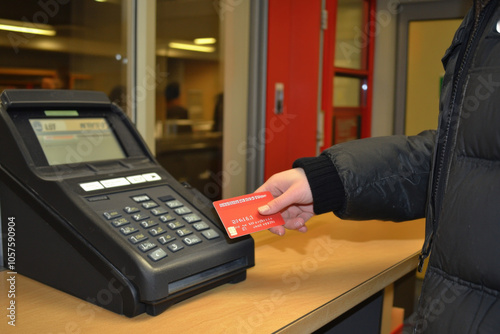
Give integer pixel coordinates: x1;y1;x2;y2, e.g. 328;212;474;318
257;130;436;236
323;130;435;221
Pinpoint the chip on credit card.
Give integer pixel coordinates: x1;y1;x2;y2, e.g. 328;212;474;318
213;191;285;238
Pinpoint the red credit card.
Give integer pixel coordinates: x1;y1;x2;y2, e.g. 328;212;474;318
213;191;285;238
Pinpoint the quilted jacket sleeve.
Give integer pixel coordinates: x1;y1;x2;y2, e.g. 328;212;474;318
294;130;436;222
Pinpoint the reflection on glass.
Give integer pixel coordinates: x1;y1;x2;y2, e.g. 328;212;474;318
333;76;361;107
29;118;126;166
333;115;360;144
334;0;365;69
0;0;129;115
154;0;223;201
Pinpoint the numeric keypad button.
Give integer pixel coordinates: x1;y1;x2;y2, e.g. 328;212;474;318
159;214;175;222
158;195;175;202
202;229;220;240
183;214;201;223
192;222;209;231
132;213;149;221
148;248;167;261
151;207;168;216
167;221;185;230
124;206;140;214
183;235;202;246
149;227;167;236
120;226;138;235
158;234;175;244
138;242;156;252
140;220;158;228
132;195;150;203
103;211;121;220
167;242;184;252
165;200;183;209
174;207;192;215
142;201;158;209
176;228;193;237
111;218;130;227
129;233;148;244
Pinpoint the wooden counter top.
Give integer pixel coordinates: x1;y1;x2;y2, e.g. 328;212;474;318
0;213;424;334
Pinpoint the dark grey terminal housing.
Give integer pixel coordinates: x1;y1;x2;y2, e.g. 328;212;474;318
0;89;254;317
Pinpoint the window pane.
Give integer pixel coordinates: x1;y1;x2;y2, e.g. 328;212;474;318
155;0;223;201
0;0;129;115
333;76;362;107
333;114;361;144
334;0;365;70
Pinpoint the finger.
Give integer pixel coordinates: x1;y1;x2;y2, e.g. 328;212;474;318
297;211;314;224
279;217;305;232
254;183;270;194
286;217;305;230
269;218;307;236
269;225;286;236
258;190;301;216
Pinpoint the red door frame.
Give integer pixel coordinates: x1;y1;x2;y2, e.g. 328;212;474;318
321;0;376;151
263;0;376;179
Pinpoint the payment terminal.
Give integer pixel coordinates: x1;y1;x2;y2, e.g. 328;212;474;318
0;89;254;317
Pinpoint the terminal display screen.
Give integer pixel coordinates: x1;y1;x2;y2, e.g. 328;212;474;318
29;118;126;165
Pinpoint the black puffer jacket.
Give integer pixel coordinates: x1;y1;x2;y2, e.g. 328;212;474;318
294;1;500;332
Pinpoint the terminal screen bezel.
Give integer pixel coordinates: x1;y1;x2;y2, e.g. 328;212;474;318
8;106;149;168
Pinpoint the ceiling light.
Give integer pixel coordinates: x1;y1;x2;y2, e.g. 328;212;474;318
194;37;216;45
0;18;56;36
168;42;215;53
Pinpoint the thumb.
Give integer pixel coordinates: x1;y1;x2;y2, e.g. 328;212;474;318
258;191;296;215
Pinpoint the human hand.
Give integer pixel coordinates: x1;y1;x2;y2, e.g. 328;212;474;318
255;168;314;236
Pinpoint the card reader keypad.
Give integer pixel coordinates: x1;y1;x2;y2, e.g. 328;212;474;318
96;187;220;262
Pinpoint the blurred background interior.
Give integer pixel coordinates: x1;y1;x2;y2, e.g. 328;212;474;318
0;0;224;199
0;0;465;205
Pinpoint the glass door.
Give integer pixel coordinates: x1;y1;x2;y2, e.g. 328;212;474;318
322;0;375;149
154;0;223;200
0;0;130;116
